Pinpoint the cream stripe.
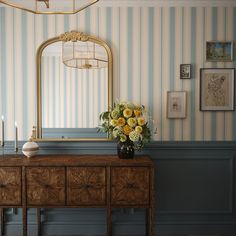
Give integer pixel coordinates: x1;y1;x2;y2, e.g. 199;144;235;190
195;7;204;140
162;7;170;140
5;8;14;140
112;7;120;101
182;7;191;141
153;7;162;141
119;7;128;100
140;7;149;107
14;9;23;140
203;7;213;140
132;7;141;104
216;7;226;140
225;7;234;140
78;72;82;127
174;7;183;140
54;56;60;128
26;12;35;138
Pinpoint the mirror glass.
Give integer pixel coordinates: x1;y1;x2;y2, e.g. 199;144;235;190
36;32;112;140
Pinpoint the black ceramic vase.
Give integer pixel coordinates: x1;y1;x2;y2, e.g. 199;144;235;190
117;140;135;159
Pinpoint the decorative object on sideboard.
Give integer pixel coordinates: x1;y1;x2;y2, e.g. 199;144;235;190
14;122;18;153
98;102;152;159
206;41;233;62
180;64;191;79
200;68;235;111
0;0;99;14
22;127;39;158
167;91;187;119
1;116;4;147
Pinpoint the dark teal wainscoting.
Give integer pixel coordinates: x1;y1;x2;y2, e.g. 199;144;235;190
1;141;236;235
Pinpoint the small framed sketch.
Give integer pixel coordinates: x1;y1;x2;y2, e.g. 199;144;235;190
167;91;187;118
200;68;235;111
206;41;233;62
180;64;191;79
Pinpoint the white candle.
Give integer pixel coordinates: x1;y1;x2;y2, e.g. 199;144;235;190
15;122;18;152
1;116;4;147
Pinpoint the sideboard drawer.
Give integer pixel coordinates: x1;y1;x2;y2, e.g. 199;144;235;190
67;167;106;206
111;167;150;206
0;167;21;205
26;167;65;206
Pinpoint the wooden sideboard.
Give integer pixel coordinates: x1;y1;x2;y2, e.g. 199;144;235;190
0;155;154;236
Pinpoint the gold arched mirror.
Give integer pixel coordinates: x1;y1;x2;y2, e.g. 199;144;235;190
34;31;112;141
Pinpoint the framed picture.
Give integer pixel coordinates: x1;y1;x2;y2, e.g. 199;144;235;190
200;68;235;111
206;41;233;62
167;91;187;118
180;64;191;79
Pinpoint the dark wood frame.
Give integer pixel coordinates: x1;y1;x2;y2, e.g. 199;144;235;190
200;68;235;111
180;64;191;79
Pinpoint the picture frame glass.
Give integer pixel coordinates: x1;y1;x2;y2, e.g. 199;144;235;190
200;68;235;111
206;41;233;62
180;64;191;79
167;91;187;118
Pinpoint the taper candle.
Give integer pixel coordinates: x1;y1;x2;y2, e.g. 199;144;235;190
1;116;4;147
15;122;18;152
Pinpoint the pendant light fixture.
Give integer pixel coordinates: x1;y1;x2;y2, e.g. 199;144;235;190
61;31;108;69
0;0;99;14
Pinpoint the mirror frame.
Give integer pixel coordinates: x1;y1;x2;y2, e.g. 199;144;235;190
34;31;113;141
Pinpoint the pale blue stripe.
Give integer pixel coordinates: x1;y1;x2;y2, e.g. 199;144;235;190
203;8;206;140
169;7;175;140
106;7;112;46
139;7;142;104
190;7;196;140
148;7;154;135
0;8;6;125
43;15;48;41
127;7;133;101
46;58;50;126
223;7;226;140
211;7;217;140
181;7;184;140
233;7;236;140
22;11;28;139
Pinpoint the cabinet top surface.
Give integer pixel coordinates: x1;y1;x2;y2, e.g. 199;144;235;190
0;155;153;167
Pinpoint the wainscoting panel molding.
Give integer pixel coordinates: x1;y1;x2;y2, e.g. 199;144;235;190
1;141;236;235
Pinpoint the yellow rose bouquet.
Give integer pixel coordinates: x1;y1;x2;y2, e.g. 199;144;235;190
98;102;152;156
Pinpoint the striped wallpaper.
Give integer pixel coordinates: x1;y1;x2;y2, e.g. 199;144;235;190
0;6;236;141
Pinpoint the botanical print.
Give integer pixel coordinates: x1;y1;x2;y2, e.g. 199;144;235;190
170;97;182;112
204;73;229;106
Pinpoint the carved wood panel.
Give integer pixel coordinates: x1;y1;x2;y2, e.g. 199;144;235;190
0;167;21;205
67;167;106;205
26;167;65;206
111;167;150;205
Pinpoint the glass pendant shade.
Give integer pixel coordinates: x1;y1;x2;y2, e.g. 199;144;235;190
0;0;99;14
62;40;108;69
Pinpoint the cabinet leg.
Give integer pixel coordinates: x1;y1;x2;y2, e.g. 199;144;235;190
0;208;4;236
37;208;41;236
146;208;153;236
107;207;112;236
22;207;27;236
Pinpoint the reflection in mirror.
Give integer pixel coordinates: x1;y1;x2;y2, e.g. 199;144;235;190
35;31;112;140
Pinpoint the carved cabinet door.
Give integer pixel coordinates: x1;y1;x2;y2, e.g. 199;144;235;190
26;167;65;206
0;167;21;206
67;167;106;206
111;167;150;206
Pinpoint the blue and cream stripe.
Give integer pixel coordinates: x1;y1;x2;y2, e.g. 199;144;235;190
0;6;236;141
